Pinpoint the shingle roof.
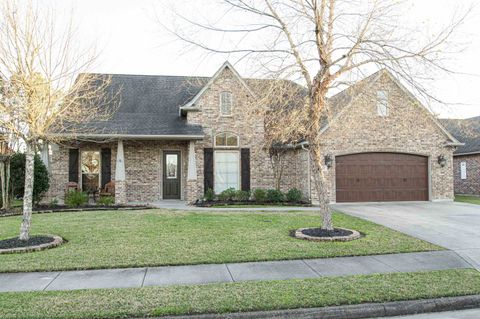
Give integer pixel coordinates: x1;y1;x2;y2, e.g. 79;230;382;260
441;116;480;155
74;73;208;137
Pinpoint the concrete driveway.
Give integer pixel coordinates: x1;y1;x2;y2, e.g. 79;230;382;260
332;201;480;269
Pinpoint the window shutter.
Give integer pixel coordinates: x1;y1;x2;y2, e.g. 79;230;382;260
101;148;112;188
241;148;250;191
204;148;214;193
68;149;79;183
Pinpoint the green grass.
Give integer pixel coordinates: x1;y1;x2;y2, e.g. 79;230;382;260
0;269;479;319
211;204;299;208
455;195;480;205
0;209;440;272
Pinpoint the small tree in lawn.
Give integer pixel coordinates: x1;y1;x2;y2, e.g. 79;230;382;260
0;1;113;240
165;0;468;232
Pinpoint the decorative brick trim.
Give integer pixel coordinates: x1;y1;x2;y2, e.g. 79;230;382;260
0;235;63;254
294;227;361;242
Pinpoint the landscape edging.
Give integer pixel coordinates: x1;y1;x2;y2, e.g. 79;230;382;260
152;295;480;319
0;235;63;254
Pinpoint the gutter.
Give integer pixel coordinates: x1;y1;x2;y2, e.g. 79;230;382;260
50;133;205;140
453;151;480;157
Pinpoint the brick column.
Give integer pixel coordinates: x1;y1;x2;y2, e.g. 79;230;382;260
115;140;127;205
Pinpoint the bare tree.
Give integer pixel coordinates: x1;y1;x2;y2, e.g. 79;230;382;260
164;0;468;231
0;1;113;240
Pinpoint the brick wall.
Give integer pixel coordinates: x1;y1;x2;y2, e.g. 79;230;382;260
186;66;275;201
311;72;455;203
453;154;480;195
46;140;188;203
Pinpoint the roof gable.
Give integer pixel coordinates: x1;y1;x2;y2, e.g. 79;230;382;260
180;61;256;114
321;69;461;146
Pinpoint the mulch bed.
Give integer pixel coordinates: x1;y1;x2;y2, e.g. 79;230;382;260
294;227;361;242
301;227;353;238
0;236;55;250
196;200;312;207
0;234;64;254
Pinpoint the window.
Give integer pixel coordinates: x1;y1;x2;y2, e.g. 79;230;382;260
214;151;239;193
461;161;467;180
214;132;239;147
81;151;100;191
377;90;388;116
220;91;233;115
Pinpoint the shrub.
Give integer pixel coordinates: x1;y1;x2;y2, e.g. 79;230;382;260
97;196;114;206
204;188;215;202
65;190;88;207
218;187;236;201
266;189;284;203
234;190;250;202
286;188;303;203
10;153;50;204
252;188;266;202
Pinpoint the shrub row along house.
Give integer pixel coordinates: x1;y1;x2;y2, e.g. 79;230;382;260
442;116;480;196
44;62;462;204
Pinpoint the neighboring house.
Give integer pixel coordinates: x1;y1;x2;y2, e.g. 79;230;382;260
442;116;480;196
46;62;461;204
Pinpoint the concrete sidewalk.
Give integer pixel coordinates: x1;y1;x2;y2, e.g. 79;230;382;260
0;250;472;292
138;200;320;211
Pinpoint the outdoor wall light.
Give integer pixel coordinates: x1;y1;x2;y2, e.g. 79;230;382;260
437;154;447;167
324;154;333;168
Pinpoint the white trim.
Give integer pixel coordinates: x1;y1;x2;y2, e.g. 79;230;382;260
179;61;256;113
187;141;197;181
115;140;126;181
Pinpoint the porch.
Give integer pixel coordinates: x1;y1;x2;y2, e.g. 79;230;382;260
46;138;201;205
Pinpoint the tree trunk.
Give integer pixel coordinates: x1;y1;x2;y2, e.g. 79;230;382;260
19;143;35;241
0;161;6;209
310;149;334;231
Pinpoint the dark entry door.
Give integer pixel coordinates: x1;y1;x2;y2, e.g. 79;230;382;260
163;151;181;199
335;153;428;202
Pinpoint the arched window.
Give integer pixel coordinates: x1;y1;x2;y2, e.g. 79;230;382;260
214;132;239;148
220;91;233;115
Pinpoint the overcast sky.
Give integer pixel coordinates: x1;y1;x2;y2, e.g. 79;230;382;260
42;0;480;119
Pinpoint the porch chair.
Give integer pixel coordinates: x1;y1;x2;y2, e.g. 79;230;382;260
99;181;115;198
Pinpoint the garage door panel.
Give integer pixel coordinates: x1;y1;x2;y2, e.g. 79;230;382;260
335;153;428;202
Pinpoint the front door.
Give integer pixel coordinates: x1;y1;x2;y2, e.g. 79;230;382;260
163;151;181;199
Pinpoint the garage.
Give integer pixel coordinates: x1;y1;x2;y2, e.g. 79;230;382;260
335;153;429;202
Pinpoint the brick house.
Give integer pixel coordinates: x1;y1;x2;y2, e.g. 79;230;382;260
46;62;461;204
442;116;480;196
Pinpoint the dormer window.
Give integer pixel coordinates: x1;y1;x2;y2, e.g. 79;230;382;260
377;90;388;117
220;91;233;115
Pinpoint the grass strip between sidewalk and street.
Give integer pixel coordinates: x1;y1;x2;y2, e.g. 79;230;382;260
1;269;480;319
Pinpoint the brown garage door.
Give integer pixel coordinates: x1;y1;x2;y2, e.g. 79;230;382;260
336;153;428;202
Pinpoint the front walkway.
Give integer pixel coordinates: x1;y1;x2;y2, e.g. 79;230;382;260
144;200;320;211
0;250;471;292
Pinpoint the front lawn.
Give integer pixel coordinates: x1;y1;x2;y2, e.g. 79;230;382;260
0;209;440;272
0;269;479;319
455;195;480;205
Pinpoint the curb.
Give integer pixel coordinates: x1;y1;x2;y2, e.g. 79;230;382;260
152;295;480;319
